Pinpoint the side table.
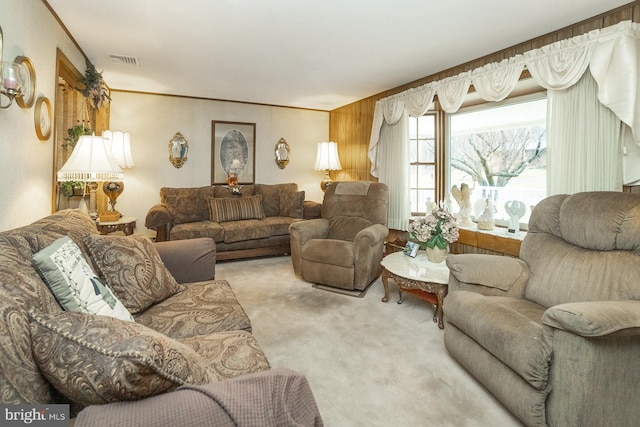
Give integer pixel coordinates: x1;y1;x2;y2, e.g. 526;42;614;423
380;251;450;329
96;216;137;236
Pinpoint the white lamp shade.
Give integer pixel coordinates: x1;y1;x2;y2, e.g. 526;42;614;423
57;135;124;182
314;141;342;171
103;130;135;168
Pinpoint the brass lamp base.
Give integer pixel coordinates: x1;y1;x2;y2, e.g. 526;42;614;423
98;211;121;222
320;171;332;192
103;181;124;220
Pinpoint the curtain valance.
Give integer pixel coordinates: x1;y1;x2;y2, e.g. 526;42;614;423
368;20;640;177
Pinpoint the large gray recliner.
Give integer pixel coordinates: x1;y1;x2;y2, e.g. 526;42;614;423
289;181;389;291
444;191;640;427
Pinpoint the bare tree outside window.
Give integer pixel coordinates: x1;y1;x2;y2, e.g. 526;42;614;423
449;98;547;224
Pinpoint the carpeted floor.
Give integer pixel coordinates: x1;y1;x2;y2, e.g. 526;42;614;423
216;256;523;427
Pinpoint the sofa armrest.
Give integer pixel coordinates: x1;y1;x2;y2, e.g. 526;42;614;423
288;219;329;276
446;254;529;297
154;238;216;284
146;204;173;241
74;368;322;427
542;300;640;337
303;200;322;219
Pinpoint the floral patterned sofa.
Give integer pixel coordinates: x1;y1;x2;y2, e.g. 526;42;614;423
145;183;321;260
0;209;322;425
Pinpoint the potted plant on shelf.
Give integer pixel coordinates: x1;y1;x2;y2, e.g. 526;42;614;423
60;181;86;198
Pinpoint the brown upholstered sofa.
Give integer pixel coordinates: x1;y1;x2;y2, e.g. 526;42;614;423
444;192;640;427
145;183;321;260
0;209;322;426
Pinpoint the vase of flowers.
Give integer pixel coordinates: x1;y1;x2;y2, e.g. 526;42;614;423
408;206;459;263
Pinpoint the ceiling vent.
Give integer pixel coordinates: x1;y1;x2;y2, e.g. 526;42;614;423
107;54;140;66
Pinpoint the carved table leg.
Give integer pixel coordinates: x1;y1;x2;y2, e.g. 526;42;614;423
381;268;390;303
435;287;447;329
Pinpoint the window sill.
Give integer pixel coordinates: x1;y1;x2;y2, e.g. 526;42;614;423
453;225;524;257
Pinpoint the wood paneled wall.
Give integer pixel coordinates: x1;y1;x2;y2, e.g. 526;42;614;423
329;2;640;182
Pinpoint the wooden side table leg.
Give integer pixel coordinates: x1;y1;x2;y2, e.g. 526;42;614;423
435;288;446;329
381;268;390;303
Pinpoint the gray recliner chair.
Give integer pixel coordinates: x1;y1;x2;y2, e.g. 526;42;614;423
289;181;389;291
444;191;640;427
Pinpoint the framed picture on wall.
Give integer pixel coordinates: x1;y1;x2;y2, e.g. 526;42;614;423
211;121;256;185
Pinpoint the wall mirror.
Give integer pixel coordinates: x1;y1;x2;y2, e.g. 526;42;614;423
0;26;3;63
275;137;290;169
169;132;188;168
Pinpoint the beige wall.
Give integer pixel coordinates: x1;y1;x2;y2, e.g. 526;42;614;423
0;0;86;231
109;91;328;234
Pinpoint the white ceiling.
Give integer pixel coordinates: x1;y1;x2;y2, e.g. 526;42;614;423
46;0;631;111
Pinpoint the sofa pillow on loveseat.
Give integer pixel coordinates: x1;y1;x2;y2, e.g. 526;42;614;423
145;183;321;260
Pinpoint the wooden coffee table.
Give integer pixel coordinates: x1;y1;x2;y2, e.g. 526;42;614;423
380;251;450;329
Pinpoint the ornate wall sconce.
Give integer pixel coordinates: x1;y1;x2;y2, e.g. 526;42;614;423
0;28;36;110
275;137;290;169
169;132;189;168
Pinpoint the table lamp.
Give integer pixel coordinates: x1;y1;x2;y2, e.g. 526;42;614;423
101;130;134;221
315;141;342;191
57;135;123;221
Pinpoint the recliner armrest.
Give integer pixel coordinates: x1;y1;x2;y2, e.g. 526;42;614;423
154;238;216;284
288;219;330;276
446;254;529;297
543;300;640;337
354;224;388;248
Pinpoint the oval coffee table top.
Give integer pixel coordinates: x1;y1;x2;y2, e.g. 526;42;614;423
381;251;450;284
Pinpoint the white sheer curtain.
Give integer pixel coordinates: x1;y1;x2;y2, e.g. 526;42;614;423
547;70;623;195
377;112;410;230
367;20;640;229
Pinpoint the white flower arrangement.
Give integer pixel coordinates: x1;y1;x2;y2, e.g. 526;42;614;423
408;206;459;249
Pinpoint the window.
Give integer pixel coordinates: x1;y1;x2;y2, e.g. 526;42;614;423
408;113;437;215
447;95;547;226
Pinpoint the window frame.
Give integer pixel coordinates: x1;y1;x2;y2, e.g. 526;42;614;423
443;90;548;230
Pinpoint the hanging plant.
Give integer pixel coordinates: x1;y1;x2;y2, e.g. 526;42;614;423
81;59;111;111
62;122;92;152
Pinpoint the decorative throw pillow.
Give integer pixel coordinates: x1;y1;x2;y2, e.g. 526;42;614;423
208;195;265;223
29;310;214;406
83;234;181;314
162;193;202;224
32;236;134;322
280;190;305;219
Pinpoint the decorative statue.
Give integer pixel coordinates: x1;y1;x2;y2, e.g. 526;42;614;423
451;183;473;227
504;200;527;233
477;198;495;230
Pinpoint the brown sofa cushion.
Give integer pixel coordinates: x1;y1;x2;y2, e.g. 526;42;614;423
161;186;216;224
208;195;265;223
256;183;298;217
29;310;215;407
221;219;271;243
83;234;181;314
134;280;253;338
280;190;305;219
178;331;270;380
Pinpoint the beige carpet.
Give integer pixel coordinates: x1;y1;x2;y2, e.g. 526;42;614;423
216;256;523;427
